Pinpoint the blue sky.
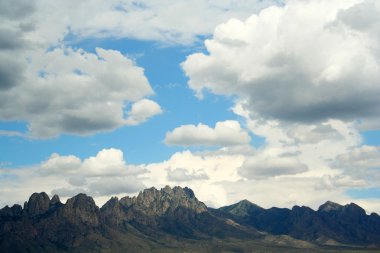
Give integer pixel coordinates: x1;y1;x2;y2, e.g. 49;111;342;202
1;0;380;213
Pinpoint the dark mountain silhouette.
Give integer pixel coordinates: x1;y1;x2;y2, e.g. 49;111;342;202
1;186;379;253
214;199;380;247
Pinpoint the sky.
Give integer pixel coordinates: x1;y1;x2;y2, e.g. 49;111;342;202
1;0;380;213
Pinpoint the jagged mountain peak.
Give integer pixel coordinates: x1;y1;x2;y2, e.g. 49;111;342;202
344;202;366;215
239;199;262;208
240;199;253;204
318;201;343;212
65;193;97;210
101;196;119;208
137;185;195;199
62;193;99;226
317;201;365;214
219;199;263;217
102;186;207;218
292;205;314;212
24;192;51;216
50;194;61;205
133;185;207;215
0;204;23;217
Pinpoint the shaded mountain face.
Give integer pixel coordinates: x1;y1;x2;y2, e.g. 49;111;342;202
215;199;380;246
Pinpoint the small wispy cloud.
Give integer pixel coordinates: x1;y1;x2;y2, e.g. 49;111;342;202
0;130;26;138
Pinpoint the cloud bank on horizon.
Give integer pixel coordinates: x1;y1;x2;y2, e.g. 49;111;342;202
1;0;380;213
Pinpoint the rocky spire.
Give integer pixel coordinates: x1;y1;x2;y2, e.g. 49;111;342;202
62;193;100;226
50;194;61;206
24;192;51;216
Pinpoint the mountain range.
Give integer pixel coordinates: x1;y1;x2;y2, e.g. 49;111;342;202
1;186;379;253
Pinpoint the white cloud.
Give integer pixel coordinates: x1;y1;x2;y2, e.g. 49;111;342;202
239;156;308;179
317;175;366;190
125;99;162;126
232;101;362;175
81;148;128;177
225;102;377;210
39;148;147;179
165;120;251;147
167;168;208;182
30;0;279;46
88;177;145;196
0;148;147;206
40;153;81;175
140;149;379;212
337;0;380;36
142;150;244;207
0;130;26;137
335;145;380;170
51;187;87;198
334;145;380;184
0;47;155;138
182;0;380;127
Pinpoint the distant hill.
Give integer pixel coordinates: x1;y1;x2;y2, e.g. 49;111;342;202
1;186;379;253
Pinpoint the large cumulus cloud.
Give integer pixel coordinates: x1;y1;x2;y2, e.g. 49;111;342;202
0;47;160;137
182;0;380;127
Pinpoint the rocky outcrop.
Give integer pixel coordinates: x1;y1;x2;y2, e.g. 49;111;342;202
61;193;100;226
318;201;343;212
24;192;51;216
100;186;208;227
131;186;207;216
50;194;61;206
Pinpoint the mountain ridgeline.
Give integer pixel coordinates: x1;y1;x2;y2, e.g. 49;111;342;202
214;199;380;246
1;186;379;253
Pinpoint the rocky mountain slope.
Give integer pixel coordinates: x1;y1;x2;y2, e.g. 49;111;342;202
1;186;379;253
